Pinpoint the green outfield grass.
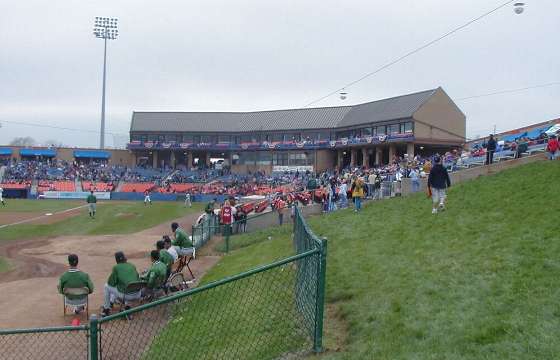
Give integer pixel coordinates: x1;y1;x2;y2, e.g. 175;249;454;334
0;199;82;213
160;160;560;359
0;201;203;242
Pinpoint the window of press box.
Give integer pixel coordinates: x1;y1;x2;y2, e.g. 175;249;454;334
273;152;289;166
360;127;372;136
182;134;193;143
271;133;284;142
376;126;386;135
403;122;413;133
239;152;256;165
256;152;272;165
218;135;230;143
289;151;314;166
387;124;400;134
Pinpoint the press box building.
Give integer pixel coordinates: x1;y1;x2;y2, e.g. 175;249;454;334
128;87;466;173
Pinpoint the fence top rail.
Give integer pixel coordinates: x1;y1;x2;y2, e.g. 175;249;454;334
0;325;88;335
294;206;323;247
99;247;320;323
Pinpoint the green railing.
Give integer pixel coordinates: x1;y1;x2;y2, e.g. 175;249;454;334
0;207;326;360
191;213;220;249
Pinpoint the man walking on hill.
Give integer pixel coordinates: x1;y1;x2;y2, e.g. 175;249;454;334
86;191;97;218
485;134;497;165
427;156;451;214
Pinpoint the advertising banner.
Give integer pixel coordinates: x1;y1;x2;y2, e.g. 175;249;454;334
42;191;111;200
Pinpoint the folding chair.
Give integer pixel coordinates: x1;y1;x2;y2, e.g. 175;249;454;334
115;281;147;312
172;248;196;281
166;272;189;293
63;287;90;318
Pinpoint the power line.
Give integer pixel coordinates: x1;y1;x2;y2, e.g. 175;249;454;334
456;81;560;101
301;0;516;108
0;119;128;136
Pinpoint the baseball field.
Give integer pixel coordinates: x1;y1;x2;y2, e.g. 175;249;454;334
1;160;560;360
0;200;216;328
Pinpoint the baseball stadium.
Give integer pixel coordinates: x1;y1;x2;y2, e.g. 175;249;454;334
2;1;560;358
0;82;559;359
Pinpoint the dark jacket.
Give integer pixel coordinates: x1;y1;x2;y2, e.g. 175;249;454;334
428;164;451;189
487;138;497;151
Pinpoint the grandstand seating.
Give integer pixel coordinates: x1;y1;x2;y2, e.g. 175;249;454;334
37;180;76;193
0;182;30;189
120;182;155;193
82;181;114;192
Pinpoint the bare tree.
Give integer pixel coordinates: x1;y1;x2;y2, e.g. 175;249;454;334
9;136;36;146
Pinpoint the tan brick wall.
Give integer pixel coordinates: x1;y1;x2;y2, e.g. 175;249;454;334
413;88;466;143
315;150;335;172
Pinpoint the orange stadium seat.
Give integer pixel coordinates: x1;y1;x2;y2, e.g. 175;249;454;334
121;183;156;193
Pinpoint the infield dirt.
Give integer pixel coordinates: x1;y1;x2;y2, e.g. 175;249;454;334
0;211;220;328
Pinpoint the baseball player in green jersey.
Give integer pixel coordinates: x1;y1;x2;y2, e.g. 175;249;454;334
86;191;97;218
141;250;167;298
58;254;94;314
102;251;140;316
171;222;194;256
156;240;174;280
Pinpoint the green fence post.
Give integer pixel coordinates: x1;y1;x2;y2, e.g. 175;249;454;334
313;238;328;353
89;314;99;360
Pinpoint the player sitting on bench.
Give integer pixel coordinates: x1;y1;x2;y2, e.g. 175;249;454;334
171;222;194;256
162;235;178;262
58;254;94;314
156;240;173;280
102;251;140;317
141;250;167;298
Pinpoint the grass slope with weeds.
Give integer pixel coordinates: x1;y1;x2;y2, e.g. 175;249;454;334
0;202;203;242
155;161;560;359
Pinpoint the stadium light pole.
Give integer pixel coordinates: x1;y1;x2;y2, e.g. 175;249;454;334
93;17;119;149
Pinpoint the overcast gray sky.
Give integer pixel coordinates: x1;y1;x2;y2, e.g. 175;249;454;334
1;0;558;148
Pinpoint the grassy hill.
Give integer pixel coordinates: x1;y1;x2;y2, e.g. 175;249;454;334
199;160;560;359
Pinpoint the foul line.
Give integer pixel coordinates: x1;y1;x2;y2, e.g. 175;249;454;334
0;204;90;230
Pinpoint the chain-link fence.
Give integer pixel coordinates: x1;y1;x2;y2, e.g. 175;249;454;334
191;213;220;249
0;207;326;360
0;326;89;360
94;205;326;360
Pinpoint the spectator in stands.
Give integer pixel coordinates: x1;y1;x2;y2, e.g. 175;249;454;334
410;167;420;193
102;251;140;316
427;156;451;214
171;222;194;256
58;254;94;314
156;240;173;280
351;177;365;212
163;235;178;262
367;171;376;199
546;135;559;160
338;180;348;208
141;250;167;296
485;134;497;165
276;196;286;225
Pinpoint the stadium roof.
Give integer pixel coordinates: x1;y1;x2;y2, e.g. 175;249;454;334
131;88;441;133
